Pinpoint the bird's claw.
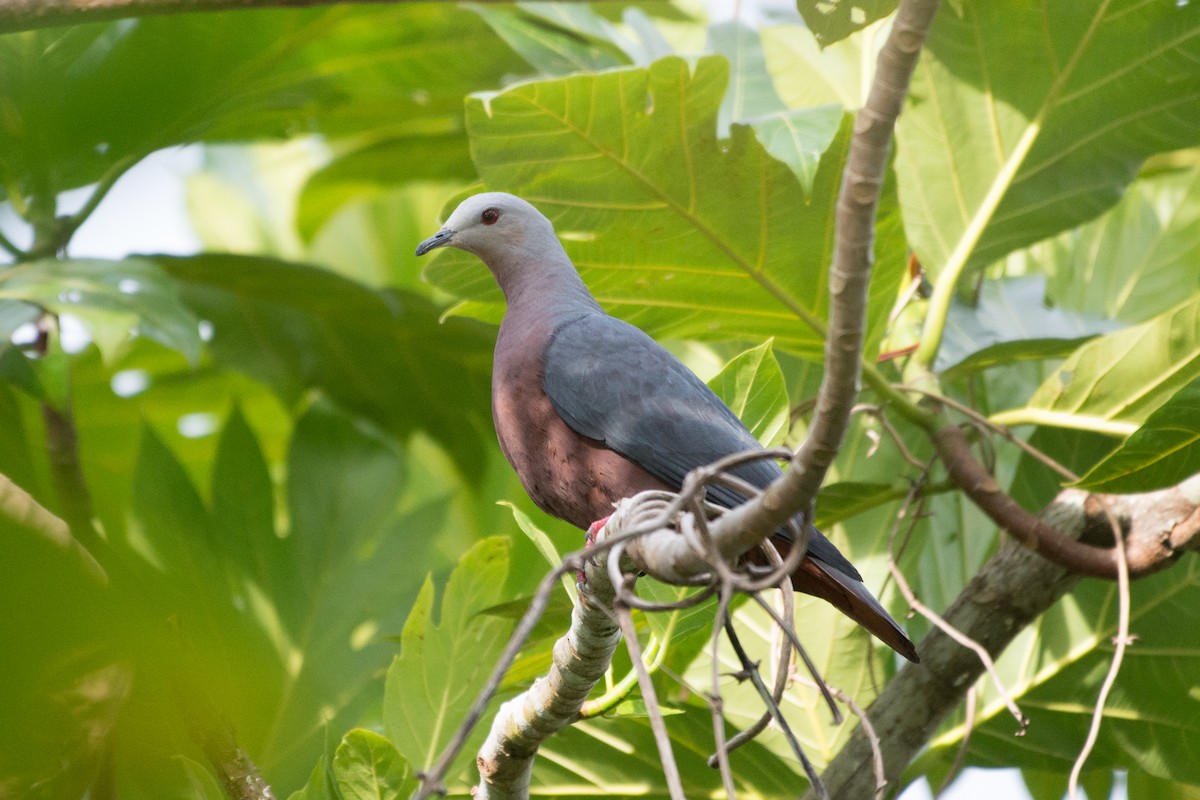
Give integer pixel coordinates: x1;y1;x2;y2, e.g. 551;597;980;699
576;515;611;585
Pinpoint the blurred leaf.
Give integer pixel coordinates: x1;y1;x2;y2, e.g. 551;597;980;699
896;1;1200;278
0;7;527;198
706;339;789;446
1004;297;1200;433
0;345;44;400
708;21;786;133
937;276;1121;376
331;729;417;800
297;138;474;242
0;298;40;339
814;481;903;527
384;537;514;779
0;258;200;363
748;105;844;195
469;2;631;76
1034;166;1200;325
427;56;906;361
156;253;494;481
1126;771;1200;798
761;24;867;111
174;756;227;800
211;406;289;601
1075;376;1200;493
795;0;897;47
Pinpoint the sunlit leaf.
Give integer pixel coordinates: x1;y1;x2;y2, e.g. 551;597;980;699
706;339;790;446
384;537;514;780
896;0;1200;277
1000;297;1200;434
427;56;906;361
1075;376;1200;494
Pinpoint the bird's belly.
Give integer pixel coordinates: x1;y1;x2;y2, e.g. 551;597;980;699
493;379;671;530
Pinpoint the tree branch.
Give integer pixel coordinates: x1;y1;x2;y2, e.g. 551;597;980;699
810;475;1200;798
936;424;1200;579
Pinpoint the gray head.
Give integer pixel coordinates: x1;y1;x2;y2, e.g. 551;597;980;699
416;192;594;309
415;192;559;262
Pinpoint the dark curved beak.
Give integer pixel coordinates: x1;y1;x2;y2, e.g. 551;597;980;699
415;228;455;257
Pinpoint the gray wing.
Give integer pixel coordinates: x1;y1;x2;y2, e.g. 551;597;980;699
543;312;859;580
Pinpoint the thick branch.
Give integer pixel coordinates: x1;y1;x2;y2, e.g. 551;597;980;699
761;0;941;522
937;424;1200;579
475;571;621;799
811;477;1200;799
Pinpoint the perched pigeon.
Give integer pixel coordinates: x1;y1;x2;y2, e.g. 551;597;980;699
417;192;917;662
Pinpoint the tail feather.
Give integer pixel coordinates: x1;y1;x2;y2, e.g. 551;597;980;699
791;557;920;663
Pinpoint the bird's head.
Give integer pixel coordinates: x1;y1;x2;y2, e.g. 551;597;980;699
415;192;556;262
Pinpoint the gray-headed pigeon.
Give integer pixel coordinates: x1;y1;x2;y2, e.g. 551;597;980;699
417;192;917;662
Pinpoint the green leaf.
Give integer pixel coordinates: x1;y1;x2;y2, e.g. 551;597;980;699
747;106;844;195
286;403;404;592
997;297;1200;435
157;253;495;481
937;276;1120;376
705;339;790;446
537;703;804;797
1075;376;1200;493
931;558;1200;785
173;756;226;800
211;406;288;601
331;729;417;800
795;0;897;47
0;258;200;364
500;501;577;606
896;1;1200;278
813;481;905;527
469;2;631;76
761;24;867;111
428;56;906;361
0;8;527;198
1039;165;1200;325
384;537;514;778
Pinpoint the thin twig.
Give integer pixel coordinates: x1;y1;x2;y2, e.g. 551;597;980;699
1067;500;1132;799
709;590;738;800
852;403;928;470
904;385;1080;481
725;615;829;800
888;482;1029;734
614;598;686;800
935;685;976;798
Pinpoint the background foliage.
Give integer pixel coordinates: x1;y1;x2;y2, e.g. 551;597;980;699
1;1;1199;799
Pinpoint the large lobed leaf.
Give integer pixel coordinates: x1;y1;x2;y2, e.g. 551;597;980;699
426;55;907;361
897;0;1200;278
384;537;514;782
999;296;1200;435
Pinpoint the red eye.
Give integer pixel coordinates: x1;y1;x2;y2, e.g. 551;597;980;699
481;208;500;225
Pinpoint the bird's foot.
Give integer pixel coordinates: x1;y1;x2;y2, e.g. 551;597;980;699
576;515;611;586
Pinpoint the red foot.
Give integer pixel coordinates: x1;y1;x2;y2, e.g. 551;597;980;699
577;515;611;585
